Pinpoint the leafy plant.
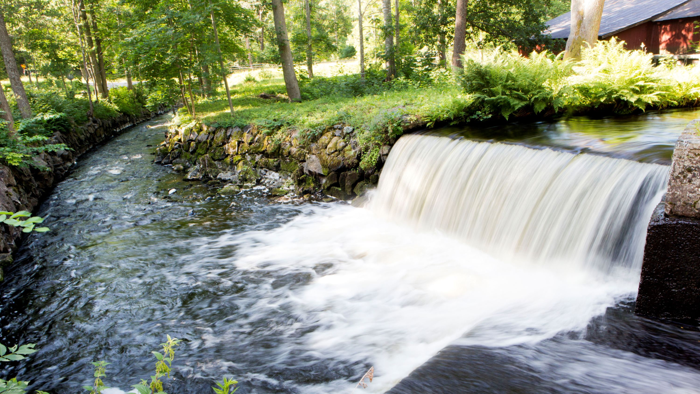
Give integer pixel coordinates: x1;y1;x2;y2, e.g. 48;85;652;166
0;343;38;394
83;361;109;394
132;335;181;394
212;377;238;394
0;211;49;233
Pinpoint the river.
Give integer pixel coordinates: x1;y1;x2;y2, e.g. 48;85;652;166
1;110;700;393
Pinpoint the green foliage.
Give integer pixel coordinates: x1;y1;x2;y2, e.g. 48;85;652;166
110;87;145;117
16;112;71;137
458;49;571;119
144;81;180;112
0;343;38;394
0;122;69;169
212;377;238;394
132;335;181;394
338;45;356;59
83;361;110;394
0;211;50;233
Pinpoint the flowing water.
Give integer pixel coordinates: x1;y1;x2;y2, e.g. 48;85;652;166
1;111;700;393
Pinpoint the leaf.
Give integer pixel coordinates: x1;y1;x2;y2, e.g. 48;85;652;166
34;227;50;233
22;226;33;233
24;217;44;224
14;344;36;355
83;386;94;391
3;219;21;227
10;211;31;219
2;354;24;361
0;344;6;357
152;351;164;361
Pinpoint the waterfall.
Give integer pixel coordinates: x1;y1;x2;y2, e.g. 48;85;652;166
370;134;669;273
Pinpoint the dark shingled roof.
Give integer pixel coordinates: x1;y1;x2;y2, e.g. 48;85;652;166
545;0;690;39
654;0;700;21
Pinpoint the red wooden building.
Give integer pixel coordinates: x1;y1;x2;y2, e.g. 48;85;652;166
545;0;700;55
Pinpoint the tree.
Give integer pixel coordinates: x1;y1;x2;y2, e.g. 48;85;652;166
381;0;395;79
564;0;605;60
0;10;31;119
209;0;234;115
0;85;14;134
304;0;313;78
270;0;301;101
452;0;467;68
358;0;365;80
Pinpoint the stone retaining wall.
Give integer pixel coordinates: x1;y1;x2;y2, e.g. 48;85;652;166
155;121;396;199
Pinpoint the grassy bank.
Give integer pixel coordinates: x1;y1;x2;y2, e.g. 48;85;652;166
176;40;700;167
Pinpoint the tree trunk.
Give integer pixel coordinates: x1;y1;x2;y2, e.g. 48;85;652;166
178;70;191;116
564;0;606;60
452;0;468;68
210;5;234;114
0;11;31;119
90;11;109;98
88;2;109;98
0;85;14;135
71;0;94;117
271;0;301;102
304;0;314;78
201;63;212;96
260;10;265;51
125;64;133;90
245;36;253;67
358;0;365;80
395;0;399;65
381;0;395;79
79;0;105;98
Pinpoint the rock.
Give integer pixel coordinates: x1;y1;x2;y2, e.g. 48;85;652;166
172;164;185;172
317;132;333;149
322;172;339;190
270;188;290;196
280;160;299;174
198;154;220;180
0;254;13;267
636;203;700;321
304;155;324;176
343;126;354;135
196;133;209;143
168;189;177;195
216;171;238;182
380;145;392;160
353;180;372;196
666;119;700;218
343;171;360;194
185;166;203;181
326;137;342;154
218;184;241;195
236;161;259;184
327;186;347;200
213;129;228;145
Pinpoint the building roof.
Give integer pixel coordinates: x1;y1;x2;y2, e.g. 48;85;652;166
654;0;700;21
545;0;691;39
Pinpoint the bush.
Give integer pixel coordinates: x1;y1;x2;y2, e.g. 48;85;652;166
339;45;356;59
568;38;693;112
110;86;145;116
458;49;571;119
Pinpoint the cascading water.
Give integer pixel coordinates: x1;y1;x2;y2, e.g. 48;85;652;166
370;134;669;273
4;121;700;394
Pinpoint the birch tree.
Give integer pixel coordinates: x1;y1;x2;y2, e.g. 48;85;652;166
564;0;605;60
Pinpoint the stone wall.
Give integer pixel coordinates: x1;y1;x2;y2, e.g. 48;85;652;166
636;120;700;321
155;122;395;199
0;107;169;273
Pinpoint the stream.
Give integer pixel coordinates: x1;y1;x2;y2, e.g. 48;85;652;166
1;110;700;393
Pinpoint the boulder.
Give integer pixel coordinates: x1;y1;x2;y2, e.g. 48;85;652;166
666;119;700;218
304;155;324;176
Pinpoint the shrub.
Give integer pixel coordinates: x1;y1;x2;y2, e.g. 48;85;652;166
567;38;673;112
110;86;144;116
339;45;356;59
458;49;572;120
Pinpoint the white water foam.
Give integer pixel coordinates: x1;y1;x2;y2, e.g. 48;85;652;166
192;135;683;392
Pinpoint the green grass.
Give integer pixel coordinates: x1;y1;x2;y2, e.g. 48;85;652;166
177;74;472;155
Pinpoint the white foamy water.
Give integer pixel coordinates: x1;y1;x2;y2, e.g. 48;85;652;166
194;135;692;392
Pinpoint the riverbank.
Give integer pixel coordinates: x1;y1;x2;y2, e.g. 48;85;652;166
0;107;170;274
